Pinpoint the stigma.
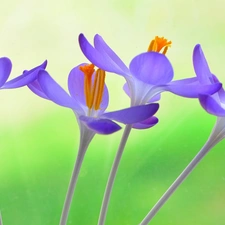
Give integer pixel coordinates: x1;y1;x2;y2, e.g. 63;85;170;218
148;36;172;55
80;64;106;112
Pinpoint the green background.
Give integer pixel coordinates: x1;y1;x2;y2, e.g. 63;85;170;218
0;0;225;224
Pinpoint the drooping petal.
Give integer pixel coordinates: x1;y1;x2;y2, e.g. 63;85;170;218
38;70;80;110
80;116;121;134
2;60;47;89
94;34;130;76
167;83;222;98
79;34;129;77
132;116;158;129
169;77;198;85
102;103;159;124
27;79;49;100
129;52;173;85
68;64;109;114
0;57;12;87
193;44;212;84
199;94;225;116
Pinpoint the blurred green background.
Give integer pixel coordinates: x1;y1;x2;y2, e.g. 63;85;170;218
1;0;225;224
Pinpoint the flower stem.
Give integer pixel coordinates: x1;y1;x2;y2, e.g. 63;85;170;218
60;126;94;225
98;124;132;225
139;141;213;225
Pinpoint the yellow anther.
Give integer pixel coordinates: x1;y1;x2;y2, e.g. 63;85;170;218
148;36;172;54
79;64;106;112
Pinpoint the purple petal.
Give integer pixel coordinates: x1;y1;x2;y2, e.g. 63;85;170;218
38;70;79;110
169;77;198;85
133;116;158;129
94;34;130;76
0;57;12;87
80;116;121;134
27;79;49;100
102;103;159;124
199;94;225;116
129;52;173;85
167;83;222;98
79;34;129;77
193;44;213;84
68;64;109;113
2;60;47;89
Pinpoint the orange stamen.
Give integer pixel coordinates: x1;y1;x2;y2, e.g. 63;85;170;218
79;64;106;112
80;64;95;109
148;36;172;54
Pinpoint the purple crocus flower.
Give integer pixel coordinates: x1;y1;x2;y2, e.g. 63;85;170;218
0;57;47;89
137;45;225;225
28;63;159;136
28;63;159;225
79;34;221;107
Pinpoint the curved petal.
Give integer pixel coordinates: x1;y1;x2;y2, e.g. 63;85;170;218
132;116;158;129
169;77;198;85
199;94;225;116
80;116;121;134
2;60;47;89
38;70;79;110
193;44;212;84
102;103;159;124
68;64;109;113
79;34;129;77
0;57;12;87
94;34;130;75
27;80;49;100
129;52;174;85
167;83;222;98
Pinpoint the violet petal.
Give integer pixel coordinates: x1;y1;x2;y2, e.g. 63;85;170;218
0;57;12;87
129;52;173;85
102;103;159;124
38;70;79;110
2;60;47;89
167;83;222;98
133;116;159;129
199;94;225;116
28;79;49;100
80;116;121;134
193;44;212;84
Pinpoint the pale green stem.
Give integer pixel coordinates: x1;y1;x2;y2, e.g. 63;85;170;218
139;117;225;224
60;126;94;225
98;124;132;225
139;142;212;225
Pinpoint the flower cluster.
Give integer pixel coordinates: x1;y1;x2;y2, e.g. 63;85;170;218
1;34;224;225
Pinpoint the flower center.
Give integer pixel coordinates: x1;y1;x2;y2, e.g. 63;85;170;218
80;64;106;111
148;36;172;55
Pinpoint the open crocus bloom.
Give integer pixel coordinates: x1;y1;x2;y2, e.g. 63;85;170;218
191;44;225;147
28;63;159;136
0;57;47;89
79;34;221;106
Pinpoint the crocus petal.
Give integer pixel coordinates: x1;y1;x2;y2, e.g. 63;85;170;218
2;60;47;89
169;77;198;85
27;79;49;100
199;94;225;116
102;103;159;124
79;34;109;70
79;34;129;77
94;34;130;76
129;52;173;85
68;64;109;113
0;57;12;87
167;83;222;98
132;116;158;129
193;44;212;84
80;116;121;134
38;70;79;110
